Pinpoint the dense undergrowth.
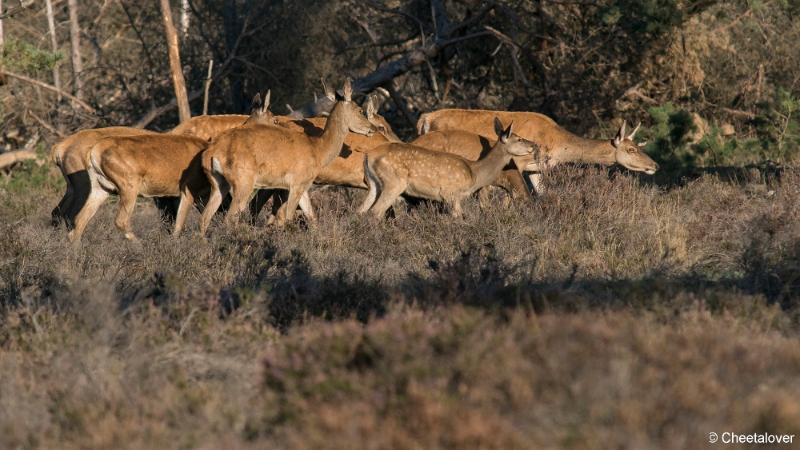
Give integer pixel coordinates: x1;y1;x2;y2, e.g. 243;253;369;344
0;162;798;449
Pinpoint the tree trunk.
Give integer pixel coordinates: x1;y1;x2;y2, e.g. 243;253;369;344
0;0;4;85
180;0;190;39
44;0;61;101
0;0;4;48
67;0;83;99
159;0;191;123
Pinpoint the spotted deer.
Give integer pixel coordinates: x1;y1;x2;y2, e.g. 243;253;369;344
417;109;658;192
360;118;536;218
409;129;531;200
197;79;376;234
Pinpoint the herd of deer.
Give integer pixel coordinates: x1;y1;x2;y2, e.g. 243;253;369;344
50;79;659;243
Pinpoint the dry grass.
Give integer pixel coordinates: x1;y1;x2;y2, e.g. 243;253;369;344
1;163;799;449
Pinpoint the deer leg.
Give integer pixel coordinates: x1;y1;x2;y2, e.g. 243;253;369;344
67;187;109;243
477;188;491;208
358;158;381;214
225;175;255;226
172;188;194;237
298;191;316;222
52;171;73;227
370;177;406;219
249;189;273;223
114;184;140;241
200;172;229;236
275;183;311;226
449;197;465;218
529;173;544;195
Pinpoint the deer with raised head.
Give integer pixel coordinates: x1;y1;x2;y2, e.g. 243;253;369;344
417;109;658;192
248;95;400;221
171;90;280;140
360;118;536;219
197;79;376;234
68;92;276;242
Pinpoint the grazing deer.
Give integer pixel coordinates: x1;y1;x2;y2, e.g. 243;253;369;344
197;79;376;234
360;118;536;218
417;109;658;192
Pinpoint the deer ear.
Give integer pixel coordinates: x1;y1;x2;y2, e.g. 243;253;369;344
364;96;375;118
262;90;271;112
494;117;504;138
628;121;641;140
613;121;626;147
342;78;353;102
250;93;262;114
504;121;514;138
321;78;335;101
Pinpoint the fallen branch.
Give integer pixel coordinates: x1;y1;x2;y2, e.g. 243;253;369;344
721;107;756;119
1;69;96;113
0;149;37;170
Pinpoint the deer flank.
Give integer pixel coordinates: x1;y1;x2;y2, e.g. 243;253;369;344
198;79;376;234
361;119;536;218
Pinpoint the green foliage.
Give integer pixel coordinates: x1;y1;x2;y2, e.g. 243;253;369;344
752;88;800;161
646;103;699;172
596;0;686;39
645;98;799;174
0;39;63;75
0;145;62;194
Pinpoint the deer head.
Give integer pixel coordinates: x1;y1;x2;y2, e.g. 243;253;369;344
330;78;376;136
288;78;338;119
611;121;658;175
244;90;277;126
362;94;400;141
494;118;536;157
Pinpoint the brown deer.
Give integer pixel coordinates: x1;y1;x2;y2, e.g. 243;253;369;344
68;92;277;242
247;96;400;222
52;92;277;232
51;127;158;228
197;79;376;234
67;134;209;242
360;118;536;218
417;109;658;192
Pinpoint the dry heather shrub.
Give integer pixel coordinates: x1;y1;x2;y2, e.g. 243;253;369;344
256;304;800;450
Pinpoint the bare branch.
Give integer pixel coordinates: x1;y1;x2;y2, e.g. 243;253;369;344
0;149;36;170
0;0;34;20
1;69;96;113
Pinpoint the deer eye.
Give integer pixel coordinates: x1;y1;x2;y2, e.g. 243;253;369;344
627;147;637;153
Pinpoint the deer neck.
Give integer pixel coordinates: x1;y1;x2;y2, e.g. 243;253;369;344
314;103;350;168
550;133;616;166
468;142;513;191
